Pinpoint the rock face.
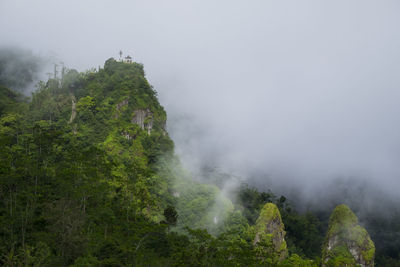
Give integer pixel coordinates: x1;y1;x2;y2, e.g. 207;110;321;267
114;99;129;119
253;203;287;260
68;94;76;124
116;99;128;110
131;109;153;134
322;204;375;267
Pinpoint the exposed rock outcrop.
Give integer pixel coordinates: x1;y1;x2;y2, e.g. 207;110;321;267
114;99;129;119
322;204;375;267
121;131;134;140
117;99;129;110
132;109;153;134
253;203;287;261
68;94;76;124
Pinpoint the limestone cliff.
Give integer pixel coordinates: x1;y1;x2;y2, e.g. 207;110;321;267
68;94;76;124
253;203;287;261
131;109;153;134
322;204;375;267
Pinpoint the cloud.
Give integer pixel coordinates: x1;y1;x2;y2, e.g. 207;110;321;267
2;0;400;203
0;46;48;94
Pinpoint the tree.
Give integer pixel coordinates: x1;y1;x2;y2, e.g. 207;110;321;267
163;205;178;229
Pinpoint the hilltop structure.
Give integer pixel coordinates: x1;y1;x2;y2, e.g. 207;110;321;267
118;50;133;63
123;55;133;63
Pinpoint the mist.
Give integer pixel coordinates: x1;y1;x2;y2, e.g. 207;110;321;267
2;0;400;206
0;46;49;94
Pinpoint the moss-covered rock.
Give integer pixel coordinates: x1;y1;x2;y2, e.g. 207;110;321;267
322;204;375;267
253;203;288;261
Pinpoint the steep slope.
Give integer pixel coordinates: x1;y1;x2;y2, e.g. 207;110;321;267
3;57;373;266
0;58;178;265
0;58;239;266
322;204;375;267
32;58;174;220
253;203;288;262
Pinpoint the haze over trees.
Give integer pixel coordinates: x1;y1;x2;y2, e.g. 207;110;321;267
0;55;394;266
0;53;398;266
2;0;400;266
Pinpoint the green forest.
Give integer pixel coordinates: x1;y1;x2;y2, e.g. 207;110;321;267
0;58;399;266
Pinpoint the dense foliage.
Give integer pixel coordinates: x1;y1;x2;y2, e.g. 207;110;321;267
0;58;397;266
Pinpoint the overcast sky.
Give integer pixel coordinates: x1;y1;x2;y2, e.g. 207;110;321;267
2;0;400;200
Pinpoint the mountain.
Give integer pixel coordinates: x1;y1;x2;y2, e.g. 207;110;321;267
253;203;288;262
0;57;391;266
322;204;375;267
0;58;245;266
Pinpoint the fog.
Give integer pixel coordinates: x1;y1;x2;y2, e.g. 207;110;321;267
2;0;400;205
0;47;49;93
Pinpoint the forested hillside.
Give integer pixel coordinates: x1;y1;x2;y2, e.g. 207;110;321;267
0;58;396;266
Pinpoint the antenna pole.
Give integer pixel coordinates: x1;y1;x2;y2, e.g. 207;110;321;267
54;64;58;79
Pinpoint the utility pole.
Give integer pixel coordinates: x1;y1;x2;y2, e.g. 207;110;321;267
60;62;66;80
53;63;58;79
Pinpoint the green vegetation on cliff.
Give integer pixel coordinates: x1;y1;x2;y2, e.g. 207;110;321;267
0;58;179;265
0;57;383;266
253;203;288;263
322;204;375;267
0;58;253;265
